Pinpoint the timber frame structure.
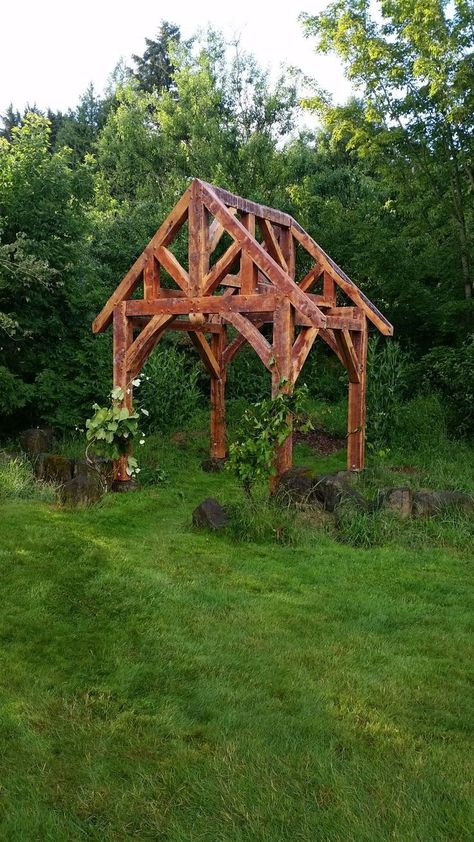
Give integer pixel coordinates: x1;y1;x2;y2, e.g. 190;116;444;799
93;179;393;483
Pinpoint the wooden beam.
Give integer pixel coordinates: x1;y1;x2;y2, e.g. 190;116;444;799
203;240;241;294
222;313;273;370
199;180;292;227
347;318;368;471
323;270;336;306
113;302;133;482
126;314;175;379
209;207;238;252
155;246;190;293
280;227;295;279
299;266;322;293
130;317;224;333
258;218;288;272
240;213;258;294
188;180;209;295
291;224;393;336
93;187;191;334
272;298;294;479
210;330;227;459
291;327;319;382
334;329;361;384
189;332;220;379
125;293;278;317
200;183;327;329
144;256;160;299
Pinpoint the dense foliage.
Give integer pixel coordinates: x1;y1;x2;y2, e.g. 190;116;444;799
0;10;472;439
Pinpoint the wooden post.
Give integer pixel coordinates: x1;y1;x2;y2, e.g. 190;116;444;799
113;302;133;482
240;213;258;294
144;255;160;299
188;181;209;327
210;330;226;459
272;298;294;482
347;317;368;471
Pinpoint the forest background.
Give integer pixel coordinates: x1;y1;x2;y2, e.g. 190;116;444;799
1;2;472;442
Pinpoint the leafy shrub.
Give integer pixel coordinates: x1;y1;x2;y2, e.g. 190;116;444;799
366;338;408;449
227;385;311;495
226;344;270;403
140;344;202;432
226;495;305;545
85;384;145;479
0;454;56;502
390;394;447;454
419;336;474;437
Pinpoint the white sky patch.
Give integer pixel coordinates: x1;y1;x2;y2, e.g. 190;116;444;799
0;0;352;114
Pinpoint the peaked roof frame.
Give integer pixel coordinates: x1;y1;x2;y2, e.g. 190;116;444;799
93;178;393;484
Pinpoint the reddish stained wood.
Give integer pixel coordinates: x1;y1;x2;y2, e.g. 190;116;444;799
291;327;319;382
291;224;393;336
209;207;237;252
258;218;288;273
144;256;160;300
189;332;220;379
323;270;336;306
334;329;361;384
272;298;294;480
240;214;258;295
210;330;227;458
155;245;190;293
113;302;133;482
188;181;209;295
222;312;273;370
319;327;345;366
126;314;175;379
93;187;191;334
279;227;295;279
347;318;368;471
130;317;224;333
203;240;241;294
299;265;322;293
199;180;293;227
125;293;278;317
200;183;327;329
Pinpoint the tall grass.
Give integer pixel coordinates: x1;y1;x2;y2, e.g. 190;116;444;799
0;453;56;502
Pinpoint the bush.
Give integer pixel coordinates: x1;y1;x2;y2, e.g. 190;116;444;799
226;344;270;402
390;394;447;454
226;495;305;545
0;454;56;502
419;336;474;437
140;343;202;433
366;338;408;449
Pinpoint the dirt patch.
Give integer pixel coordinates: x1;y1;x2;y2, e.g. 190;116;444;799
389;465;418;475
294;429;346;456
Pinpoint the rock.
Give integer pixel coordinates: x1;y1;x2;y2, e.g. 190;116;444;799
19;428;55;456
34;453;74;485
277;467;315;504
192;498;228;530
201;457;226;473
311;472;367;513
171;431;187;445
111;479;139;493
377;487;412;518
74;458;114;487
59;474;103;506
412;489;474;517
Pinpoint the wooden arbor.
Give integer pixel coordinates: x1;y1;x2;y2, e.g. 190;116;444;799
93;179;393;483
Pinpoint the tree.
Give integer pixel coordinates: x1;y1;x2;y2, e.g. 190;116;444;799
301;0;474;301
132;21;181;93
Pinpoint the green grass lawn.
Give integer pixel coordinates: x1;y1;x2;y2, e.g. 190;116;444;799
1;428;473;840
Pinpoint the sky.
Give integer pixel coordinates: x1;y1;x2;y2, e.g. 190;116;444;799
0;0;352;116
